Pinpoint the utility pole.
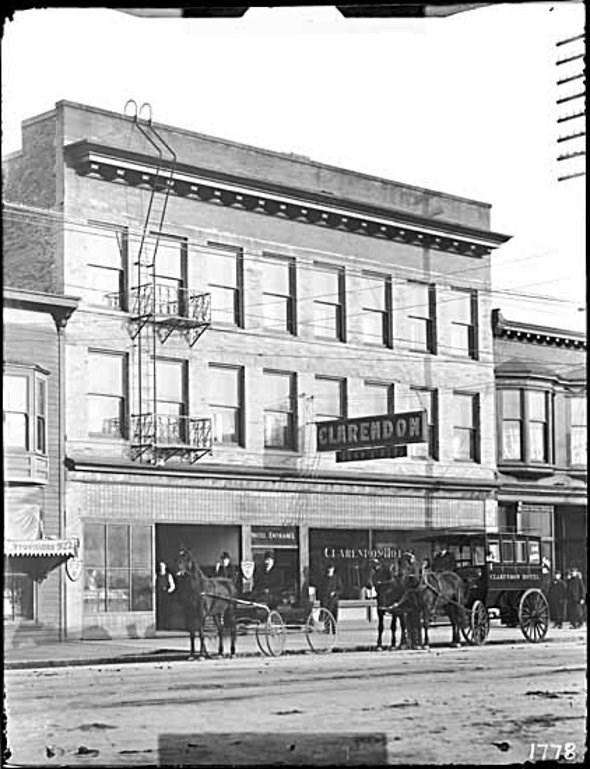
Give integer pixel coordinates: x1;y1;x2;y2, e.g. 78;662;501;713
556;32;586;182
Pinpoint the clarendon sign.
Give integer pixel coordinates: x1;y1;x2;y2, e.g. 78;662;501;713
316;410;427;453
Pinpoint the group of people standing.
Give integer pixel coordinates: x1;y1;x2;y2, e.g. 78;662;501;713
547;566;586;629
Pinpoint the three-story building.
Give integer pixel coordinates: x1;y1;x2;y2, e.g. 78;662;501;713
4;101;510;638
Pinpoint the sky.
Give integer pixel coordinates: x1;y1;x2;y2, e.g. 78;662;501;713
1;3;586;332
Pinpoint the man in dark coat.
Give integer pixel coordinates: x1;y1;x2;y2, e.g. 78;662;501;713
432;545;457;572
566;567;586;629
547;570;567;628
253;551;282;609
318;563;344;622
215;552;242;592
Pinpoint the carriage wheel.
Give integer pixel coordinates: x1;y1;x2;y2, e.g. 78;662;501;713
305;607;337;653
460;600;489;646
256;610;286;657
255;620;270;656
518;589;549;643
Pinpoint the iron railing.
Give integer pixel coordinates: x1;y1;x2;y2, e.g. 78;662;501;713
130;413;212;449
128;284;211;322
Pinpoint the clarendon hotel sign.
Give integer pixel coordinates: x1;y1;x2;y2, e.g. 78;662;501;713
316;410;427;453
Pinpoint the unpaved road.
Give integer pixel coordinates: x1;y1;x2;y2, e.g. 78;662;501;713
5;637;586;766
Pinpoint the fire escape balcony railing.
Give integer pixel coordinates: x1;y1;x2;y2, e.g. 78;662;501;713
128;284;211;323
130;413;212;450
115;284;211;345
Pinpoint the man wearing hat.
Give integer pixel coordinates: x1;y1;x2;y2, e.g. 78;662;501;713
253;551;281;609
318;562;344;623
215;551;238;583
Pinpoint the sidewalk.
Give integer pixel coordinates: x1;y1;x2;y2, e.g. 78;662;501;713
4;620;586;670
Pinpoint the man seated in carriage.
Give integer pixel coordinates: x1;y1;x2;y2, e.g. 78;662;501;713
252;551;282;609
432;543;457;573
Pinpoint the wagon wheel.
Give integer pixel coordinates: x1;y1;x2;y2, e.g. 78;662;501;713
256;610;287;657
460;600;490;646
305;607;337;653
518;589;549;643
255;620;269;656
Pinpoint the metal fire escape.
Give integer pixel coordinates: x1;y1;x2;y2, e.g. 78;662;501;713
123;101;212;464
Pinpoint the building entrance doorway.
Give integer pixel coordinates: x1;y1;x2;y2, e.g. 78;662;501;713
155;523;240;630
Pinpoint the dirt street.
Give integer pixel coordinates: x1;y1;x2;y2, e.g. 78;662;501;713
4;636;586;766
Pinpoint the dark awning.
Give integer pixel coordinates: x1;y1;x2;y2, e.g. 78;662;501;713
4;538;80;581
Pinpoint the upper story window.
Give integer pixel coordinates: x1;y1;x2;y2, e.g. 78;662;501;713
569;395;586;466
208;243;243;327
408;386;439;460
360;273;392;347
361;381;395;417
405;281;436;354
499;387;553;465
87;222;128;310
500;389;523;461
149;234;187;316
527;390;549;463
262;255;296;334
263;370;296;450
88;352;127;438
313;263;345;341
3;368;48;454
453;391;480;462
449;288;478;359
209;364;244;446
315;376;346;421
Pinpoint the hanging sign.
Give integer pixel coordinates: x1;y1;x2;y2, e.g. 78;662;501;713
240;560;254;580
251;526;298;548
66;557;83;582
336;445;408;463
316;410;427;452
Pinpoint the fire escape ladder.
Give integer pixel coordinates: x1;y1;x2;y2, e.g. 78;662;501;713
123;100;212;465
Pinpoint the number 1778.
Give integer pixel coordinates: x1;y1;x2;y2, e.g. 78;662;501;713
529;743;577;761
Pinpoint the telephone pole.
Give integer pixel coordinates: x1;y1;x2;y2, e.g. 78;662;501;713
556;32;586;182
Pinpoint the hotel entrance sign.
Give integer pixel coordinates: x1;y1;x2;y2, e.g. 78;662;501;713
316;410;427;453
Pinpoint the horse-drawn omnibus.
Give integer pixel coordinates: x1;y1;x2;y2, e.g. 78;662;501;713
411;528;550;645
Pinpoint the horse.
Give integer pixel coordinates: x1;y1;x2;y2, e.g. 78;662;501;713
175;547;238;660
371;561;421;650
397;552;467;648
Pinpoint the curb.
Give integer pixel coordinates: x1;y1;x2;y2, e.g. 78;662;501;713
5;633;586;671
5;644;378;670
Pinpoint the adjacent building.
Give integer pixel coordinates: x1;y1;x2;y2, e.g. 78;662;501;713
4;101;511;639
3;288;79;645
492;310;587;582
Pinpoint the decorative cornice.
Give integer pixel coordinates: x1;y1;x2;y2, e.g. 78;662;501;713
64;140;510;257
3;287;80;329
492;309;587;349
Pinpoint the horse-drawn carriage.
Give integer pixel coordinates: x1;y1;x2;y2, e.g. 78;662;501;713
233;590;337;657
175;548;337;659
380;529;550;649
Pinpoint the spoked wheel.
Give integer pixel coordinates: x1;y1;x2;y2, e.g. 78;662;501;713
256;610;287;657
460;600;490;646
305;607;337;653
518;589;549;643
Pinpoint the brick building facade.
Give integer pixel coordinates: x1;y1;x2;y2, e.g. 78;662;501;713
492;310;587;582
4;101;511;639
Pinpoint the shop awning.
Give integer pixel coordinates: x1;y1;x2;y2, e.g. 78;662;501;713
5;538;79;558
4;538;80;581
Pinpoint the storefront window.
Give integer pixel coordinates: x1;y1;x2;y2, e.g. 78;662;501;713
84;523;152;613
4;567;34;621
